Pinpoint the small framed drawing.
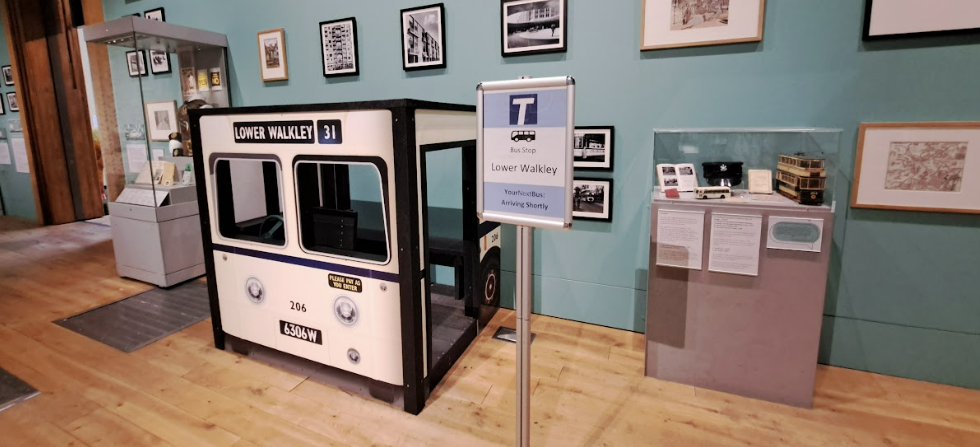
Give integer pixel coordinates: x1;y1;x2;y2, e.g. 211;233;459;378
145;101;178;142
1;65;12;86
853;122;980;214
401;4;446;70
320;18;359;77
257;28;288;81
573;126;614;171
148;50;171;75
144;7;165;22
501;0;567;57
863;0;980;40
0;94;5;115
6;92;19;112
125;50;147;77
641;0;765;51
573;178;613;222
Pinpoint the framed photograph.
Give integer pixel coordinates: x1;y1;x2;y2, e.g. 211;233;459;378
573;126;614;171
6;92;19;112
0;94;6;115
641;0;765;51
257;28;288;81
125;50;147;77
148;50;171;75
501;0;567;56
401;4;446;70
573;178;613;222
864;0;980;40
1;65;12;86
145;101;177;142
144;7;165;22
320;18;359;77
853;122;980;214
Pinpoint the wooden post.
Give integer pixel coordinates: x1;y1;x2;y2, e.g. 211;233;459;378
1;0;105;223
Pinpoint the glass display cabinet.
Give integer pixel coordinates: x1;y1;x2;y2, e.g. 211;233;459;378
80;16;230;287
646;128;842;408
652;128;842;210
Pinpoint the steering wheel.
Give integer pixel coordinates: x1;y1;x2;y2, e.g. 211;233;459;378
258;215;284;240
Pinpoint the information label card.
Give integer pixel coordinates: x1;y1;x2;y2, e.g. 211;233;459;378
708;213;763;277
478;77;574;229
656;209;705;270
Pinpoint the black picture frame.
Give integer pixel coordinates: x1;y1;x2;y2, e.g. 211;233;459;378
144;7;165;22
572;177;613;222
319;18;360;78
6;92;18;112
148;49;172;75
125;50;148;77
0;93;6;115
400;3;447;71
863;0;980;41
501;0;567;57
1;65;12;86
573;126;614;171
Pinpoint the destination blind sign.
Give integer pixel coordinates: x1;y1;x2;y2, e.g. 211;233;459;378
480;80;573;228
234;119;343;144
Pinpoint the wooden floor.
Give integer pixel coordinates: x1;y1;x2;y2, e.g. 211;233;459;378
1;217;979;446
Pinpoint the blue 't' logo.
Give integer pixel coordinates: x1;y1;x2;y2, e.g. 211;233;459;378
509;94;537;126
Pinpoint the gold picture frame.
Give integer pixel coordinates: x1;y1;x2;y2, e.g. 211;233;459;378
853;122;980;214
257;28;288;81
640;0;765;51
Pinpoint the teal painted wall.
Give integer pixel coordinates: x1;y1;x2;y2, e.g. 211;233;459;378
101;0;980;389
0;8;35;222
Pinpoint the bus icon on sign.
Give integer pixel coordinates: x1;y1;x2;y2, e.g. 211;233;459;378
511;130;536;142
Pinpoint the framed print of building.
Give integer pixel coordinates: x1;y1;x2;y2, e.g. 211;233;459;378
320;18;359;77
401;4;446;71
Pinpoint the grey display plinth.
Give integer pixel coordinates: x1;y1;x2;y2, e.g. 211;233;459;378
646;190;833;408
108;185;205;287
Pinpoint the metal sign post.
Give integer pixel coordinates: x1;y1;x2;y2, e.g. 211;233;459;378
477;76;575;447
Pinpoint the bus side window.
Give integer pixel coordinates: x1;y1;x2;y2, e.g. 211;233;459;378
214;158;286;246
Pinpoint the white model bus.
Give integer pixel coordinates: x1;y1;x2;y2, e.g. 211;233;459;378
695;186;731;199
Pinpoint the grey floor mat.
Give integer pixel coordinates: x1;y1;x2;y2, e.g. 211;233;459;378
0;366;39;413
55;280;210;353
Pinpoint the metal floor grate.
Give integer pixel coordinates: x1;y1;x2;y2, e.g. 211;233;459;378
0;367;39;413
55;280;210;353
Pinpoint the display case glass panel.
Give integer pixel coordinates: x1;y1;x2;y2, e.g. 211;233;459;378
653;128;842;210
82;16;230;208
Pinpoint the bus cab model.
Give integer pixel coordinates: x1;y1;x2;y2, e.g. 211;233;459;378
695;186;731;199
511;130;536;142
191;100;501;415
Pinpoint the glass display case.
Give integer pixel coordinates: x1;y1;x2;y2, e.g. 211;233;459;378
646;128;842;407
652;128;842;210
80;17;229;287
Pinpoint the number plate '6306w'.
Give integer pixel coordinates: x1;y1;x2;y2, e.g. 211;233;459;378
279;320;322;345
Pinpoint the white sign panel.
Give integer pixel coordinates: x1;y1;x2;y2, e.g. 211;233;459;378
708;213;762;277
656;209;705;270
767;216;824;253
12;138;29;174
127;143;148;174
478;77;574;229
0;142;10;165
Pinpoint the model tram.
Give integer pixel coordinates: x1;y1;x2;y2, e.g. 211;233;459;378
191;100;501;415
776;154;826;205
